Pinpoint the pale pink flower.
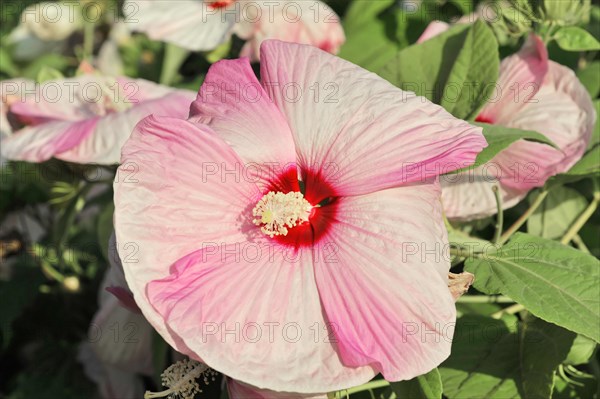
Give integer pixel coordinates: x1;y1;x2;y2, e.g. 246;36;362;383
89;233;154;375
79;233;153;399
440;34;595;220
0;74;195;164
78;342;147;399
114;40;486;392
123;0;344;60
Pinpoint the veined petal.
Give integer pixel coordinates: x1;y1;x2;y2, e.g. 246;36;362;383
113;115;262;357
259;40;486;196
147;246;375;393
237;0;345;61
90;262;153;375
123;0;236;51
478;34;548;124
8;76;106;124
1;118;98;162
313;181;456;380
440;166;526;220
57;90;195;164
189;57;297;180
492;60;595;191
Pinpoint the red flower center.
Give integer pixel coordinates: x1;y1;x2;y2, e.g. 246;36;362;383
208;0;235;9
260;166;339;249
475;114;494;124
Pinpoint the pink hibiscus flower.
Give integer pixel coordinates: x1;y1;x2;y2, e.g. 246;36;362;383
0;73;195;164
113;40;486;392
123;0;345;60
440;33;595;220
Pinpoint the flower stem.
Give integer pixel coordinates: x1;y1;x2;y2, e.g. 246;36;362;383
560;181;600;245
491;303;524;319
83;20;95;60
457;295;514;303
498;189;549;245
492;185;503;244
339;379;390;396
572;234;591;254
160;43;189;85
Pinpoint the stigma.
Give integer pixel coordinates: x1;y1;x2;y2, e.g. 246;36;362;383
252;191;313;237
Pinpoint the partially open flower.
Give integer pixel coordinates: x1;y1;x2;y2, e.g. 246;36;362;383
441;34;595;220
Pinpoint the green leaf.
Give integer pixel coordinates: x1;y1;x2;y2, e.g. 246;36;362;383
0;256;44;349
555;26;600;51
96;202;114;262
546;144;600;187
159;43;189;85
564;334;597;365
576;61;600;98
338;0;401;70
465;233;600;342
528;186;588;239
0;46;18;77
441;313;575;399
518;314;577;398
22;54;69;81
390;368;442;399
36;66;64;83
440;20;500;120
452;123;558;172
378;21;499;119
569;145;600;176
441;314;520;398
206;39;232;63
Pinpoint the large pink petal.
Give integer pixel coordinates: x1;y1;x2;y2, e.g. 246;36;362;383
259;40;486;196
313;181;456;380
189;57;297;179
147;246;375;393
113;115;262;359
57;90;195;164
237;1;345;61
227;378;328;398
123;0;235;51
477;34;548;124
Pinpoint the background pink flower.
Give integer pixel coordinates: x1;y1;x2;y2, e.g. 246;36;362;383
114;40;486;392
124;0;344;60
78;233;153;399
0;74;195;164
441;34;595;220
